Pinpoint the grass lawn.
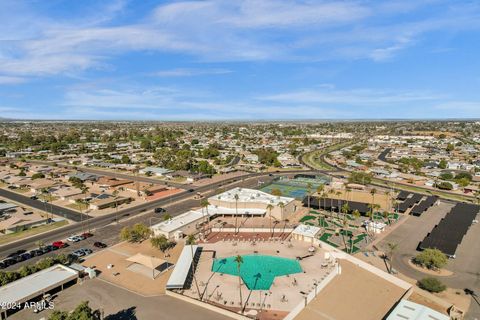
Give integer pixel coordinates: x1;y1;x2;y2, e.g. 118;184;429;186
0;220;68;245
300;215;316;222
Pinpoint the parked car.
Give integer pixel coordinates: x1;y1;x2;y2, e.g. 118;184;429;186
67;235;82;242
30;195;38;200
154;207;166;213
29;249;44;257
2;258;16;266
71;249;85;258
52;241;68;249
80;248;93;256
20;252;32;260
40;246;52;254
81;232;93;238
93;242;107;248
45;244;58;252
7;249;26;258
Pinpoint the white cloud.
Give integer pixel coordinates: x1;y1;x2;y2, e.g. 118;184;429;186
152;68;232;77
258;87;444;105
1;0;479;77
0;75;27;84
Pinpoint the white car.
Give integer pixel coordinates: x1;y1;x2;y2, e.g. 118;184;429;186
66;236;82;242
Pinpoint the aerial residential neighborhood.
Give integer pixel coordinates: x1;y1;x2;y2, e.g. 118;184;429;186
1;1;480;320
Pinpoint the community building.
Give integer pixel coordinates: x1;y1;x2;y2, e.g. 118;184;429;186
208;187;296;220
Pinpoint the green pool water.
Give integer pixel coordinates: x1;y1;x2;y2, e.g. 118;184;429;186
211;255;303;290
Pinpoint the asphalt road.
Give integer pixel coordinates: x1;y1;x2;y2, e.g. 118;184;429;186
0;170;281;259
0;172;273;268
0;188;90;222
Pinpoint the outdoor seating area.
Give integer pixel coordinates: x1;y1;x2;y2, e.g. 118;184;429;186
82;240;184;296
180;239;337;314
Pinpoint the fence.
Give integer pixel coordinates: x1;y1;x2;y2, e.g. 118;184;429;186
283;263;340;320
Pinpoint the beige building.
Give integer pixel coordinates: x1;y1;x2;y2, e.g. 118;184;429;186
208;187;296;220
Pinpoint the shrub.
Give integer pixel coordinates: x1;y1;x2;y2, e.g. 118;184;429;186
418;277;446;293
414;248;447;270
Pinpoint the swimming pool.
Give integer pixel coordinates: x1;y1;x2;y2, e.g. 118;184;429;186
211;255;302;290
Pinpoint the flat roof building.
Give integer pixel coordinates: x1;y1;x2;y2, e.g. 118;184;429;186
0;264;78;319
208;187;296;220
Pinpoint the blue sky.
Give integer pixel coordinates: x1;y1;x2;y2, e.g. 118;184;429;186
1;0;480;120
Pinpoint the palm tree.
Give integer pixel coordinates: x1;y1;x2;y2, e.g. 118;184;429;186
316;184;324;212
386;242;398;273
306;182;312;211
186;235;202;300
335;191;342;218
200;199;210;230
266;203;274;235
278;202;285;220
234;255;244;309
234;193;239;234
370;188;377;220
112;189;120;224
328;189;335;216
80;185;90;232
282;218;289;235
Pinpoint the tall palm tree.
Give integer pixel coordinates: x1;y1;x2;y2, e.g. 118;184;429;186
80;185;90;232
316;184;324;212
234;194;239;234
200;199;210;230
112;189;120;224
266;203;274;235
370;188;377;220
278;202;285;220
386;242;398;274
335;191;342;218
306;182;312;211
234;255;244;309
328;189;335;216
186;235;202;300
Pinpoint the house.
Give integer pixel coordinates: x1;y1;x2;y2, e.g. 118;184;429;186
52;187;84;200
66;172;100;182
96;177;132;189
28;179;57;193
89;196;131;210
166;170;211;183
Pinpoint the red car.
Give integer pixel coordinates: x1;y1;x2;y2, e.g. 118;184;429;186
81;232;94;238
52;241;68;249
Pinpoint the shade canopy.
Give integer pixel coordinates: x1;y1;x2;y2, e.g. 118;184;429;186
126;253;166;270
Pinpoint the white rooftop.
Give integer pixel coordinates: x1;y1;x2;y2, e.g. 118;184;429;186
205;205;266;216
151;210;205;233
292;224;322;238
386;299;449;320
166;245;198;289
210;187;294;206
0;264;78;308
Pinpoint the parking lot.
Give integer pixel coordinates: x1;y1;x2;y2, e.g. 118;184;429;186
378;200;480;319
8;277;229;320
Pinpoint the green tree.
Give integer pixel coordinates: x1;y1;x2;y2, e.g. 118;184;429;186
414;248;447;270
417;277;446;293
31;172;45;180
120;223;151;242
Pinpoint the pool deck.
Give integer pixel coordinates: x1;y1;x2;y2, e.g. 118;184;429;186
184;239;334;313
